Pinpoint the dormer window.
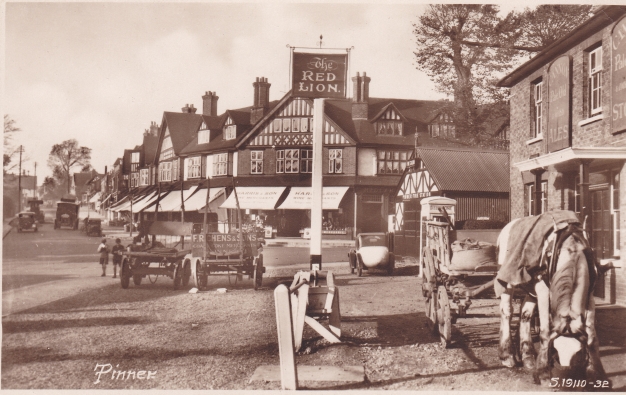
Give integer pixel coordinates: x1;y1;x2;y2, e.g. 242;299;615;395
376;107;404;135
224;125;236;140
428;113;455;138
198;129;210;144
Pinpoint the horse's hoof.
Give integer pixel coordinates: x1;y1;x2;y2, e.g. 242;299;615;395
501;356;516;368
522;356;536;371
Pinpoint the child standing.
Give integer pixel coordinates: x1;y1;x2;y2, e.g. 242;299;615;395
111;238;125;278
97;238;110;277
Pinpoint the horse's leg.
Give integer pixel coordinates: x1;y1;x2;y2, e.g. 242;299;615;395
499;285;516;367
535;279;550;379
520;294;537;371
585;296;609;384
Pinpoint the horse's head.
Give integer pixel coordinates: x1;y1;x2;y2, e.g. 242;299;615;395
548;233;592;380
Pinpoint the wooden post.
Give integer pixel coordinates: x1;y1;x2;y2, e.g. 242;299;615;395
231;178;245;262
180;181;185;248
311;98;324;270
203;178;211;263
274;284;298;390
579;160;591;233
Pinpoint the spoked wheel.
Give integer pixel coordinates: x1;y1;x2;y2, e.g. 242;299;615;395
437;285;452;348
182;260;191;287
425;287;438;335
120;258;130;289
148;274;158;284
173;263;182;290
349;252;356;274
194;261;208;290
253;254;263;290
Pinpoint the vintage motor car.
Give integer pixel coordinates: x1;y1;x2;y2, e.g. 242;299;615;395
348;232;395;276
27;199;45;223
85;218;103;237
16;211;38;233
54;199;80;230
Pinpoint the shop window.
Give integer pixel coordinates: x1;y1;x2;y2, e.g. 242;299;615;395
329;149;343;174
589;46;603;116
188;157;201;178
377;150;410;174
140;169;149;186
159;161;172;182
251;151;263;174
532;80;543;138
213;153;228;176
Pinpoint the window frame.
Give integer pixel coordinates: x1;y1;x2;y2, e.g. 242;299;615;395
139;169;149;186
198;129;210;144
589;46;603;116
376;149;410;175
329;148;343;174
213;153;228;176
300;149;313;174
159;161;172;182
250;150;264;174
533;81;544;139
188;157;201;179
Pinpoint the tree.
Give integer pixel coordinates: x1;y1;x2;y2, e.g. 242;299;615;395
4;115;21;173
47;139;92;193
413;4;592;141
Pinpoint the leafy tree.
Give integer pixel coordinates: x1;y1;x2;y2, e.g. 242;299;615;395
4;115;21;173
413;4;592;142
48;139;92;193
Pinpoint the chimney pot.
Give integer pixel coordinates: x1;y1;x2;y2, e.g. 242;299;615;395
203;90;219;116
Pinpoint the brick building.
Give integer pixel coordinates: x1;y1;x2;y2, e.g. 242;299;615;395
498;5;626;305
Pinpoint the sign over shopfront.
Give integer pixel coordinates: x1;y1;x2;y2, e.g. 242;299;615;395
292;52;348;99
612;16;626;134
547;55;572;152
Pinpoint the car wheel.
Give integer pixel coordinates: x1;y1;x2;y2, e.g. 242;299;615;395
133;274;142;286
349;251;356;274
182;260;191;287
120;259;130;289
357;256;363;277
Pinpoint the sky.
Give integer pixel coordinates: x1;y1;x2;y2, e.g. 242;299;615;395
4;2;527;181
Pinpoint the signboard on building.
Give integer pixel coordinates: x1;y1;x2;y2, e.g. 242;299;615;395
547;55;572;152
292;52;348;99
612;16;626;134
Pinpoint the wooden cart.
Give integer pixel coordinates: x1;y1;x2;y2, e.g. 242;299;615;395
419;198;501;347
187;223;265;291
120;221;192;290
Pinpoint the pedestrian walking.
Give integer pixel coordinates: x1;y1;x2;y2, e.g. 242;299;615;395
97;238;110;277
111;238;125;278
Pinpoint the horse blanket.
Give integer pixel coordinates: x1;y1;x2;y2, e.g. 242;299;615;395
495;210;581;295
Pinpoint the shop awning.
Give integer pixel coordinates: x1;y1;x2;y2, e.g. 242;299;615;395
220;187;286;210
101;194;112;204
89;192;101;203
277;186;349;210
179;187;225;211
130;191;158;212
158;186;199;212
142;191;179;213
111;195;133;212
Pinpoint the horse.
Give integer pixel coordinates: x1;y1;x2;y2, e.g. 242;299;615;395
494;211;608;387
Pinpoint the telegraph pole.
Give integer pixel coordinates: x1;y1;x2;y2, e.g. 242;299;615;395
17;145;24;212
33;162;37;199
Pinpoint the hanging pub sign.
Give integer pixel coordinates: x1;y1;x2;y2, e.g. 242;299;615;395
612;16;626;134
547;55;572;152
292;52;348;99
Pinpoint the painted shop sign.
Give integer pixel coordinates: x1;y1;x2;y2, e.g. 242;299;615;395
292;52;348;99
547;55;571;152
612;16;626;134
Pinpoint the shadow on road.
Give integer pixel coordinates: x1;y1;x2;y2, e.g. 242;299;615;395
2;274;78;292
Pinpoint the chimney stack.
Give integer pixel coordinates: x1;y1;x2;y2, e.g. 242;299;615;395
202;91;219;116
144;121;160;136
351;72;370;120
251;77;271;124
181;104;197;114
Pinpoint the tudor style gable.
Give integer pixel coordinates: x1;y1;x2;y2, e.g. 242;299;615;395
371;103;407;136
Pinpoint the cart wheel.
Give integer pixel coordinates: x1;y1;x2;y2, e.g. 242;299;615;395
387;253;395;275
425;287;438;335
133;274;142;286
437;285;452;348
194;261;208;290
120;259;130;289
253;254;263;290
173;264;182;290
348;251;356;274
182;260;191;287
228;271;238;285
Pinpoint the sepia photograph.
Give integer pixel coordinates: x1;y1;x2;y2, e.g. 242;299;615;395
3;2;625;391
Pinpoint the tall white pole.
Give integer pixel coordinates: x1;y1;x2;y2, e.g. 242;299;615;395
310;98;325;270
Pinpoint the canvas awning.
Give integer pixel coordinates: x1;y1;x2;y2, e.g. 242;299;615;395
101;194;112;204
220;187;286;210
277;186;349;210
178;187;225;211
142;191;179;213
158;186;199;212
129;191;158;212
89;192;101;203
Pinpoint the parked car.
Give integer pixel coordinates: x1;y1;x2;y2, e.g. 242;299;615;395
54;199;80;230
85;218;103;237
27;199;45;223
16;212;38;233
348;232;395;276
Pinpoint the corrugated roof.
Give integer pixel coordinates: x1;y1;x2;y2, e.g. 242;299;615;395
416;148;510;192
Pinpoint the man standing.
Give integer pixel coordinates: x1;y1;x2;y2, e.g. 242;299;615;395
111;238;125;279
97;238;110;277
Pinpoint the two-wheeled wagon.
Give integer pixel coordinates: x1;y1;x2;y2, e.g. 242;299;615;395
419;197;502;347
